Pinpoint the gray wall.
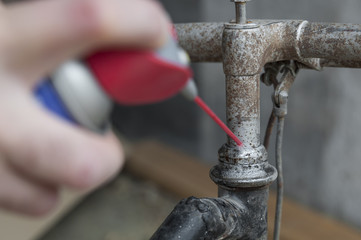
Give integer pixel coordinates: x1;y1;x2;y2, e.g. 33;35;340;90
114;0;361;229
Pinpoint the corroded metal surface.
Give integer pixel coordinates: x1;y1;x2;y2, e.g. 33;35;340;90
320;59;361;68
174;18;361;240
210;25;278;215
177;20;361;70
175;23;224;62
151;189;270;240
222;20;316;75
151;197;243;239
210;160;277;188
225;75;260;148
299;23;361;61
211;73;277;189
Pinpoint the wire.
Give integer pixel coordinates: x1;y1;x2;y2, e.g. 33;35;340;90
273;114;285;240
263;110;276;150
262;61;296;240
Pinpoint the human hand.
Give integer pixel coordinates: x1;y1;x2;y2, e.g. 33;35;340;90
0;0;169;216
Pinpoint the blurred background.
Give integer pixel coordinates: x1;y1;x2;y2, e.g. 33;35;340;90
1;0;361;239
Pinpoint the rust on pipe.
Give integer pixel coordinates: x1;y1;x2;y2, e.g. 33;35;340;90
225;75;260;148
320;59;361;68
299;23;361;61
175;23;224;62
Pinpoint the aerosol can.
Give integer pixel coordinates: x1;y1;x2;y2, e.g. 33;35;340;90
35;33;196;129
34;32;242;145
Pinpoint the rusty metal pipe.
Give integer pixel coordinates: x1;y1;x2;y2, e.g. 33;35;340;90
320;59;361;68
175;23;224;62
176;21;361;68
225;75;260;148
174;19;361;240
299;23;361;61
151;196;249;239
221;21;308;75
209;23;278;239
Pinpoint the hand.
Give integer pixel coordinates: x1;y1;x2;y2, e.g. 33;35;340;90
0;0;169;216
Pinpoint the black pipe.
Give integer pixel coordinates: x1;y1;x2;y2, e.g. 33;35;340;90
150;197;245;240
151;187;271;239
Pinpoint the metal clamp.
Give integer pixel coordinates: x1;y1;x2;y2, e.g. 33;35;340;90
274;61;299;107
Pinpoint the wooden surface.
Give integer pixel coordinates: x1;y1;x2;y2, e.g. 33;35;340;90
0;190;85;240
127;140;361;240
1;139;360;240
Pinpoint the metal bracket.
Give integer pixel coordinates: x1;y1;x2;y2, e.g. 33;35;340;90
261;60;299;107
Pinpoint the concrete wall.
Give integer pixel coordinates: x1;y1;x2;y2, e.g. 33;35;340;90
114;0;361;229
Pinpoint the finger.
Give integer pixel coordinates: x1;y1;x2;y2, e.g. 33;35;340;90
0;155;58;216
0;80;124;190
2;0;170;82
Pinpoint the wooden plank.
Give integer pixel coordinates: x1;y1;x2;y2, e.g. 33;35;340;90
0;189;85;240
126;140;361;240
126;140;217;199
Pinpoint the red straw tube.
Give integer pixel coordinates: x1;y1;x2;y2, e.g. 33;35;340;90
194;96;243;146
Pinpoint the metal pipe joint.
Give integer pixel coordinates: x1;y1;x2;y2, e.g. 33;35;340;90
156;19;361;240
151;190;270;240
211;144;276;189
151;197;245;239
176;20;361;68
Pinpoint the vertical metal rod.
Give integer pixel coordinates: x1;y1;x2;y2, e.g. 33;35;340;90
225;75;260;148
235;2;247;24
274;115;285;240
